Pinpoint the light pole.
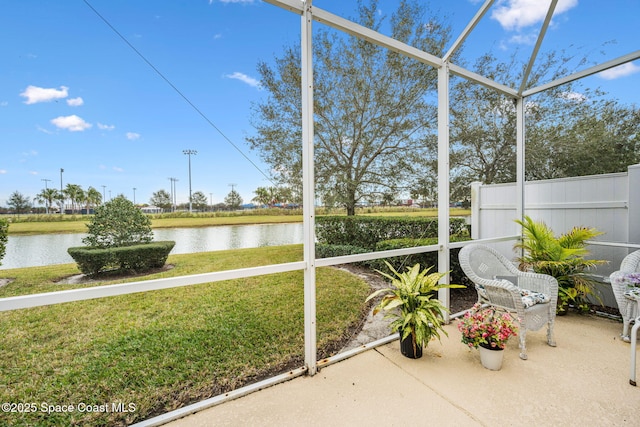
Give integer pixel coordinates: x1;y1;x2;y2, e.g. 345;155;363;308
133;188;137;205
41;178;51;214
168;177;178;212
183;149;197;213
59;168;64;215
101;185;106;204
209;193;213;212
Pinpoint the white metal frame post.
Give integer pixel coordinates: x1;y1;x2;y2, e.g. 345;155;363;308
437;64;451;321
515;97;525;224
301;0;317;376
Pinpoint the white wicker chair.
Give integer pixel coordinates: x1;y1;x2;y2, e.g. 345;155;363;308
459;243;558;360
609;250;640;342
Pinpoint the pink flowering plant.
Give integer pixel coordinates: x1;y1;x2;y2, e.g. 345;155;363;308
457;303;519;350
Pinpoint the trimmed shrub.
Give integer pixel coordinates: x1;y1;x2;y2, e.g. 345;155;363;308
68;241;175;276
316;244;369;259
316;216;467;250
83;196;153;248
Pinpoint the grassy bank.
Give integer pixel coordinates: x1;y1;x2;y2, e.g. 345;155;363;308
4;208;470;236
0;245;370;426
5;214;303;236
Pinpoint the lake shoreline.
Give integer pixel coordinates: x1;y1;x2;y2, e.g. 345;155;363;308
1;223;304;270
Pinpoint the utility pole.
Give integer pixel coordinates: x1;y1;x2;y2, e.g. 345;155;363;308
229;183;238;209
101;185;106;204
133;188;137;205
183;149;197;213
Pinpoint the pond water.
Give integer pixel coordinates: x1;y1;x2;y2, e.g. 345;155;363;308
0;223;304;270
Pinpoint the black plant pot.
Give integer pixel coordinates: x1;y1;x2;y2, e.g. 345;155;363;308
399;331;422;359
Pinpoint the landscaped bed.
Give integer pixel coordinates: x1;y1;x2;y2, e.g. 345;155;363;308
0;245;370;426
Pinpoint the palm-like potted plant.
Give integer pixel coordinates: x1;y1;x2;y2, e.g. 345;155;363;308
366;261;463;358
514;216;607;314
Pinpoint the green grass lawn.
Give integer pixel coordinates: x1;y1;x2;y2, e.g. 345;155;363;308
0;245;370;426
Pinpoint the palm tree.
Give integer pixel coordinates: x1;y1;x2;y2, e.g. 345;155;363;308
64;184;85;214
36;188;60;214
252;186;283;207
514;215;606;313
252;187;270;207
84;186;102;213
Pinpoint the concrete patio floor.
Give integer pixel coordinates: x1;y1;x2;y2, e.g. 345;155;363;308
164;314;638;426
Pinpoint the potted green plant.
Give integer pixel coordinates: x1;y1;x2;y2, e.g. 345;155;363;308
514;215;607;314
365;261;463;359
457;303;519;370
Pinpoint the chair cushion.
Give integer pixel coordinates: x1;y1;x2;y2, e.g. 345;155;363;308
624;287;640;301
476;282;550;308
520;288;551;308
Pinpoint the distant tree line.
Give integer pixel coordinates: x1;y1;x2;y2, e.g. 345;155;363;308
2;184;103;215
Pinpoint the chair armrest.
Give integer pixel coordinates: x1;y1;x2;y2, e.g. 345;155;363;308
610;270;636;318
516;271;558;297
474;278;523;313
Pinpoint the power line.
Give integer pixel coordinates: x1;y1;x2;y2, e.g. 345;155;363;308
83;0;276;186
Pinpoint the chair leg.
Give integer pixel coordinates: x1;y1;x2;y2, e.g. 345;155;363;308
630;319;640;386
519;329;528;360
622;319;631;343
547;320;557;347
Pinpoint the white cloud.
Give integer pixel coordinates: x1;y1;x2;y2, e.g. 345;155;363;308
97;123;115;130
225;72;261;89
599;62;640;80
20;85;69;104
0;169;6;174
37;125;53;134
126;132;140;140
508;33;536;45
50;115;92;132
1;101;7;107
491;0;578;31
113;166;124;172
67;97;84;106
29;171;38;176
560;91;587;102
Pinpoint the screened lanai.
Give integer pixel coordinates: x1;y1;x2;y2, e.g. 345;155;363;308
151;0;640;424
264;0;640;371
1;1;639;426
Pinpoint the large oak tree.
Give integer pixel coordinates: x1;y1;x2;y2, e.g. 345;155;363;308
248;0;451;215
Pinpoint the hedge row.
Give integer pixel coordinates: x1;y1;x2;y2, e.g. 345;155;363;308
368;236;470;286
316;237;470;286
315;216;467;250
67;241;175;276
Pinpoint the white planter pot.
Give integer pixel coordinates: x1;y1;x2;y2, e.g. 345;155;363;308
479;345;504;370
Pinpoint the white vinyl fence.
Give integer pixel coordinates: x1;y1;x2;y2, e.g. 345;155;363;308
471;164;640;284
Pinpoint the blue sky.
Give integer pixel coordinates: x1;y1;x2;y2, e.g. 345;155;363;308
1;0;638;208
